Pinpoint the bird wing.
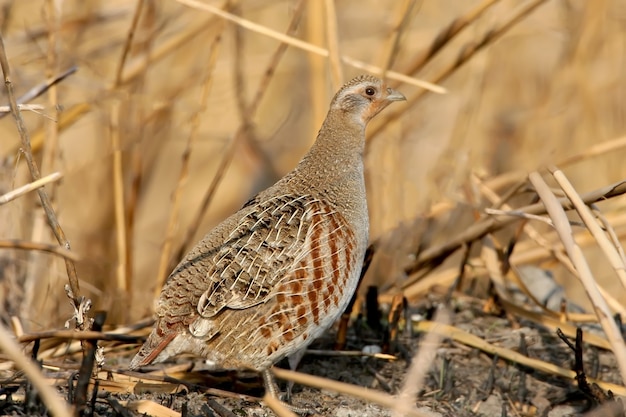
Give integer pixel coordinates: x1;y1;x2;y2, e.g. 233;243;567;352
158;194;332;323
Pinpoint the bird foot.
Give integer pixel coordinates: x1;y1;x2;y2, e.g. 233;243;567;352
278;391;315;415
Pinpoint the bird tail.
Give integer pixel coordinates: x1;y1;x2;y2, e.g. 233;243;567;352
129;330;177;370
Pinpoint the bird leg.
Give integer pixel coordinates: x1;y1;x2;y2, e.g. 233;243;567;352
262;369;314;415
286;348;306;402
262;368;282;399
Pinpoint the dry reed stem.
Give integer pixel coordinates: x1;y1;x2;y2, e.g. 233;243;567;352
18;330;140;343
480;234;512;298
476;174;583;314
12;102;92;159
401;0;501;77
305;349;396;360
529;171;626;387
27;0;61;313
105;367;262;402
248;0;305;115
0;67;76;121
271;368;430;417
484;208;555;226
173;0;445;93
0;239;80;262
369;0;548;141
306;1;327;131
401;241;626;327
125;147;141;305
497;297;607;345
551;168;626;291
323;0;343;89
592;205;626;265
111;101;128;295
121;1;160;307
155;27;224;295
559;134;626;167
480;170;626;319
414;320;626;396
0;33;84;316
379;0;417;75
119;14;221;87
511;216;626;273
0;322;73;417
177;0;306;260
4;14;221;159
0;171;62;204
262;393;297;417
403;178;626;286
119;400;180;417
233;2;249;125
114;0;146;87
0;104;45;113
392;307;450;417
42;0;60;175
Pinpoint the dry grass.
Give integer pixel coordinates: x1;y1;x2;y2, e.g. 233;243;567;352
2;0;626;415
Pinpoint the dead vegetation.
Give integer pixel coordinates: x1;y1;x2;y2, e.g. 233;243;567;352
2;0;626;416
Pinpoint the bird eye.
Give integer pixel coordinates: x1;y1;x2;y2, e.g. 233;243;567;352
365;87;376;96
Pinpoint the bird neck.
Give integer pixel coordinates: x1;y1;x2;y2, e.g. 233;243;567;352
285;110;368;228
296;110;366;183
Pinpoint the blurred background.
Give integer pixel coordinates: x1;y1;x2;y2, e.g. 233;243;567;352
1;0;626;330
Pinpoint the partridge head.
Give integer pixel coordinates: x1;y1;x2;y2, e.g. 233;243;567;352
130;74;405;397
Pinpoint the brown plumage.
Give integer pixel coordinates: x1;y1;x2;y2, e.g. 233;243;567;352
130;74;405;390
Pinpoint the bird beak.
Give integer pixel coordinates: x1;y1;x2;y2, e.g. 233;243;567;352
386;87;406;102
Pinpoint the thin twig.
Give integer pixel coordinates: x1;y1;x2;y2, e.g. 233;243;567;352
560;134;626;167
323;0;343;89
484;208;555;226
414;320;626;395
369;0;548;141
176;0;307;259
73;312;106;414
18;330;142;344
173;0;445;93
551;169;626;291
262;393;297;417
111;101;129;295
0;322;73;417
271;368;430;417
0;172;63;204
155;26;225;295
0;239;80;262
402;178;626;285
591;204;626;267
42;0;61;174
380;0;419;75
402;0;500;76
0;32;83;316
0;66;76;120
393;307;450;417
232;2;248;127
114;0;146;86
4;15;221;160
0;104;45;113
306;2;328;130
530;170;626;386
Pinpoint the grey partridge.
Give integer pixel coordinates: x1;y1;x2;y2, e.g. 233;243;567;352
130;74;405;401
